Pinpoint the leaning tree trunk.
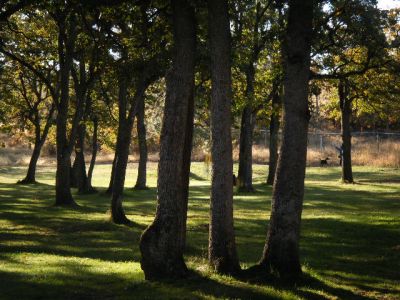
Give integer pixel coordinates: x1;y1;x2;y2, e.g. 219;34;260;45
110;121;134;224
19;101;54;184
87;117;98;190
266;88;281;185
339;80;354;183
20;136;42;184
238;66;256;192
208;0;240;274
134;96;148;190
140;0;196;280
110;75;135;224
257;0;313;281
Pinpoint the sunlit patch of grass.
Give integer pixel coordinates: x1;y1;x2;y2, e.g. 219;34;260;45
0;163;399;299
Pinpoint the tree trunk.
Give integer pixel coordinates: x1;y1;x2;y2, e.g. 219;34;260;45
339;80;354;183
180;78;195;252
238;66;256;192
19;138;41;184
266;87;281;185
55;17;77;207
87;117;98;190
140;0;196;280
208;0;240;274
110;75;134;224
72;123;93;193
257;0;313;281
134;96;148;190
106;153;117;195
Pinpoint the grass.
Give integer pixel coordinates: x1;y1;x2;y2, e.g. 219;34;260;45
0;162;399;299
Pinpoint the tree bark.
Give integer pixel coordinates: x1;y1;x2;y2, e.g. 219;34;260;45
87;117;98;190
339;80;354;183
134;96;148;190
20;137;41;184
55;15;77;207
106;153;117;195
238;66;256;192
19;113;53;184
208;0;240;274
19;92;54;184
266;87;281;185
257;0;313;281
140;0;196;280
71;123;94;193
110;74;135;224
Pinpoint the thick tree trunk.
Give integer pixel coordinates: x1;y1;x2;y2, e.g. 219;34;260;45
140;0;196;280
257;0;313;281
134;96;148;190
208;0;240;274
339;80;354;183
55;19;77;207
180;80;195;252
266;88;281;185
87;117;98;190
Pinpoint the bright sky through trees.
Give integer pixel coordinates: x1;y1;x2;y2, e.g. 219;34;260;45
378;0;400;9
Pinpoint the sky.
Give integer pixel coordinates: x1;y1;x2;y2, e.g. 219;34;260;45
377;0;400;9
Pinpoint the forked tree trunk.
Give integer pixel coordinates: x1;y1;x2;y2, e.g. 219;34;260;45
140;0;196;280
208;0;240;274
134;96;148;190
266;88;281;185
238;66;256;192
87;117;98;190
339;80;354;183
257;0;313;281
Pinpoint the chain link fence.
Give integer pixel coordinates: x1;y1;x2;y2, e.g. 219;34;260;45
251;129;400;167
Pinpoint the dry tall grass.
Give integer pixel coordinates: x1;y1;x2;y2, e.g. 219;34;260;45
1;136;399;167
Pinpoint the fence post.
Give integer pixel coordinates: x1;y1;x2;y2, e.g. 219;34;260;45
320;134;323;154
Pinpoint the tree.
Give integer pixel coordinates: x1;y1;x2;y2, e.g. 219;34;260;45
98;2;166;224
70;37;101;194
0;63;55;184
231;1;275;192
266;80;281;185
311;0;387;182
255;0;314;280
17;71;55;184
207;0;240;274
134;95;148;190
140;0;196;279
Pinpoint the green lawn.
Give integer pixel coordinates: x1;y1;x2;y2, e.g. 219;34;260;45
0;163;399;299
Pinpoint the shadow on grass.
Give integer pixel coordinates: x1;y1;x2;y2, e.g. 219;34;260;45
1;165;399;299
